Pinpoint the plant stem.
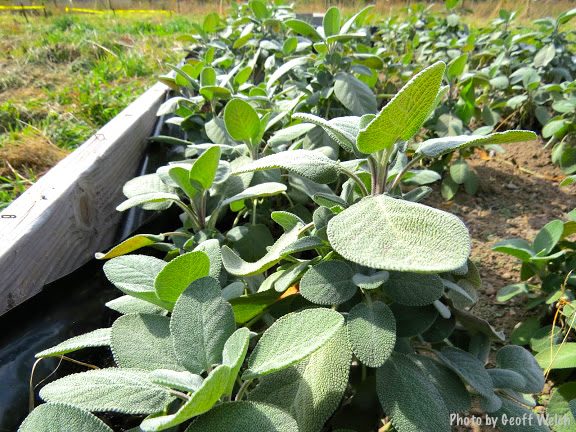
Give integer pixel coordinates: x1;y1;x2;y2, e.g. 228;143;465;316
173;200;201;231
252;199;257;225
297;221;314;235
340;165;369;197
235;379;253;401
388;155;422;192
168;389;190;401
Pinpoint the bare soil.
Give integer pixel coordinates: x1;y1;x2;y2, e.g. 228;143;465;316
424;139;576;431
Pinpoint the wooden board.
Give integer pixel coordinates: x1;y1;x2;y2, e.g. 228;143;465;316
0;82;168;315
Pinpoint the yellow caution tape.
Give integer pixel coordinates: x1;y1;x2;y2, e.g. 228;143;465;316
64;7;172;14
65;7;104;13
0;5;45;9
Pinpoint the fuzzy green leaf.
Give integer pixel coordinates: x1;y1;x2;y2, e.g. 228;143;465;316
327;195;470;273
496;345;544;393
383;272;444;306
243;308;344;379
222;224;302;276
194;239;222;278
190;146;222;190
111;314;184;371
492;239;534;261
292;113;357;152
149;370;204;393
249;328;351;432
103;256;172;310
106;296;168;315
19;403;113;432
435;347;494;398
221;182;287;211
323;6;341;36
352;271;389;290
334;72;378;116
96;234;165;259
232;150;340;184
154;251;211;302
116;192;181;212
122;173;177;210
184;401;299;432
390;304;438;337
266;56;310;90
415;130;537;159
285;19;322;42
409;354;471;413
357;62;446;153
171;277;236;374
488;369;527;392
494;398;550;432
223;99;260;141
299;260;357;305
36;328;110;359
140;365;231;431
222;327;251;395
347;301;396;367
376;353;451;432
39;368;174;414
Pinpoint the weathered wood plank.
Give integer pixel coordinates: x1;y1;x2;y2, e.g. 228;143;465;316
0;82;168;314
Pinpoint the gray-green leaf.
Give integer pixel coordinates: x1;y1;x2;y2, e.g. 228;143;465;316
18;403;113;432
327;195;470;273
243;308;344;379
171;277;236;374
347;301;396;367
299;260;357;305
36;328;110;359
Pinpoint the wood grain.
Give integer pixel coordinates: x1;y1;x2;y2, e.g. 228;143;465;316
0;82;168;314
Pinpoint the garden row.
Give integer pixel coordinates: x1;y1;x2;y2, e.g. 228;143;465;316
18;1;576;431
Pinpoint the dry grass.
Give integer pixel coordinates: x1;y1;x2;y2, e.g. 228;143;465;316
0;134;69;178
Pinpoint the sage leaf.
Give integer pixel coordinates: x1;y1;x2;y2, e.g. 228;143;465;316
292;112;357;152
220;182;287;211
487;369;527;392
323;6;341;36
103;255;172;310
140;365;231;431
495;345;545;394
390;304;438;337
232;150;340;184
106;296;168;315
415;130;537;159
327;195;470;273
223;99;260;141
357;62;445;153
95;234;165;259
122;173;177;211
266;56;310;89
383;272;444;306
36;328;110;359
533;220;564;255
222;224;302;276
222;327;251;395
494;397;549;432
154;251;211;302
243;308;344;379
111;314;184;371
249;328;351;432
19;403;113;432
435;347;494;398
347;301;396;367
193;239;222;279
285;19;322;42
376;353;451;432
299;260;357;305
39;368;174;414
184;401;299;432
189;146;221;190
149;370;204;393
334;72;378;116
409;354;471;414
352;271;389;290
116;192;181;212
171;277;236;374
